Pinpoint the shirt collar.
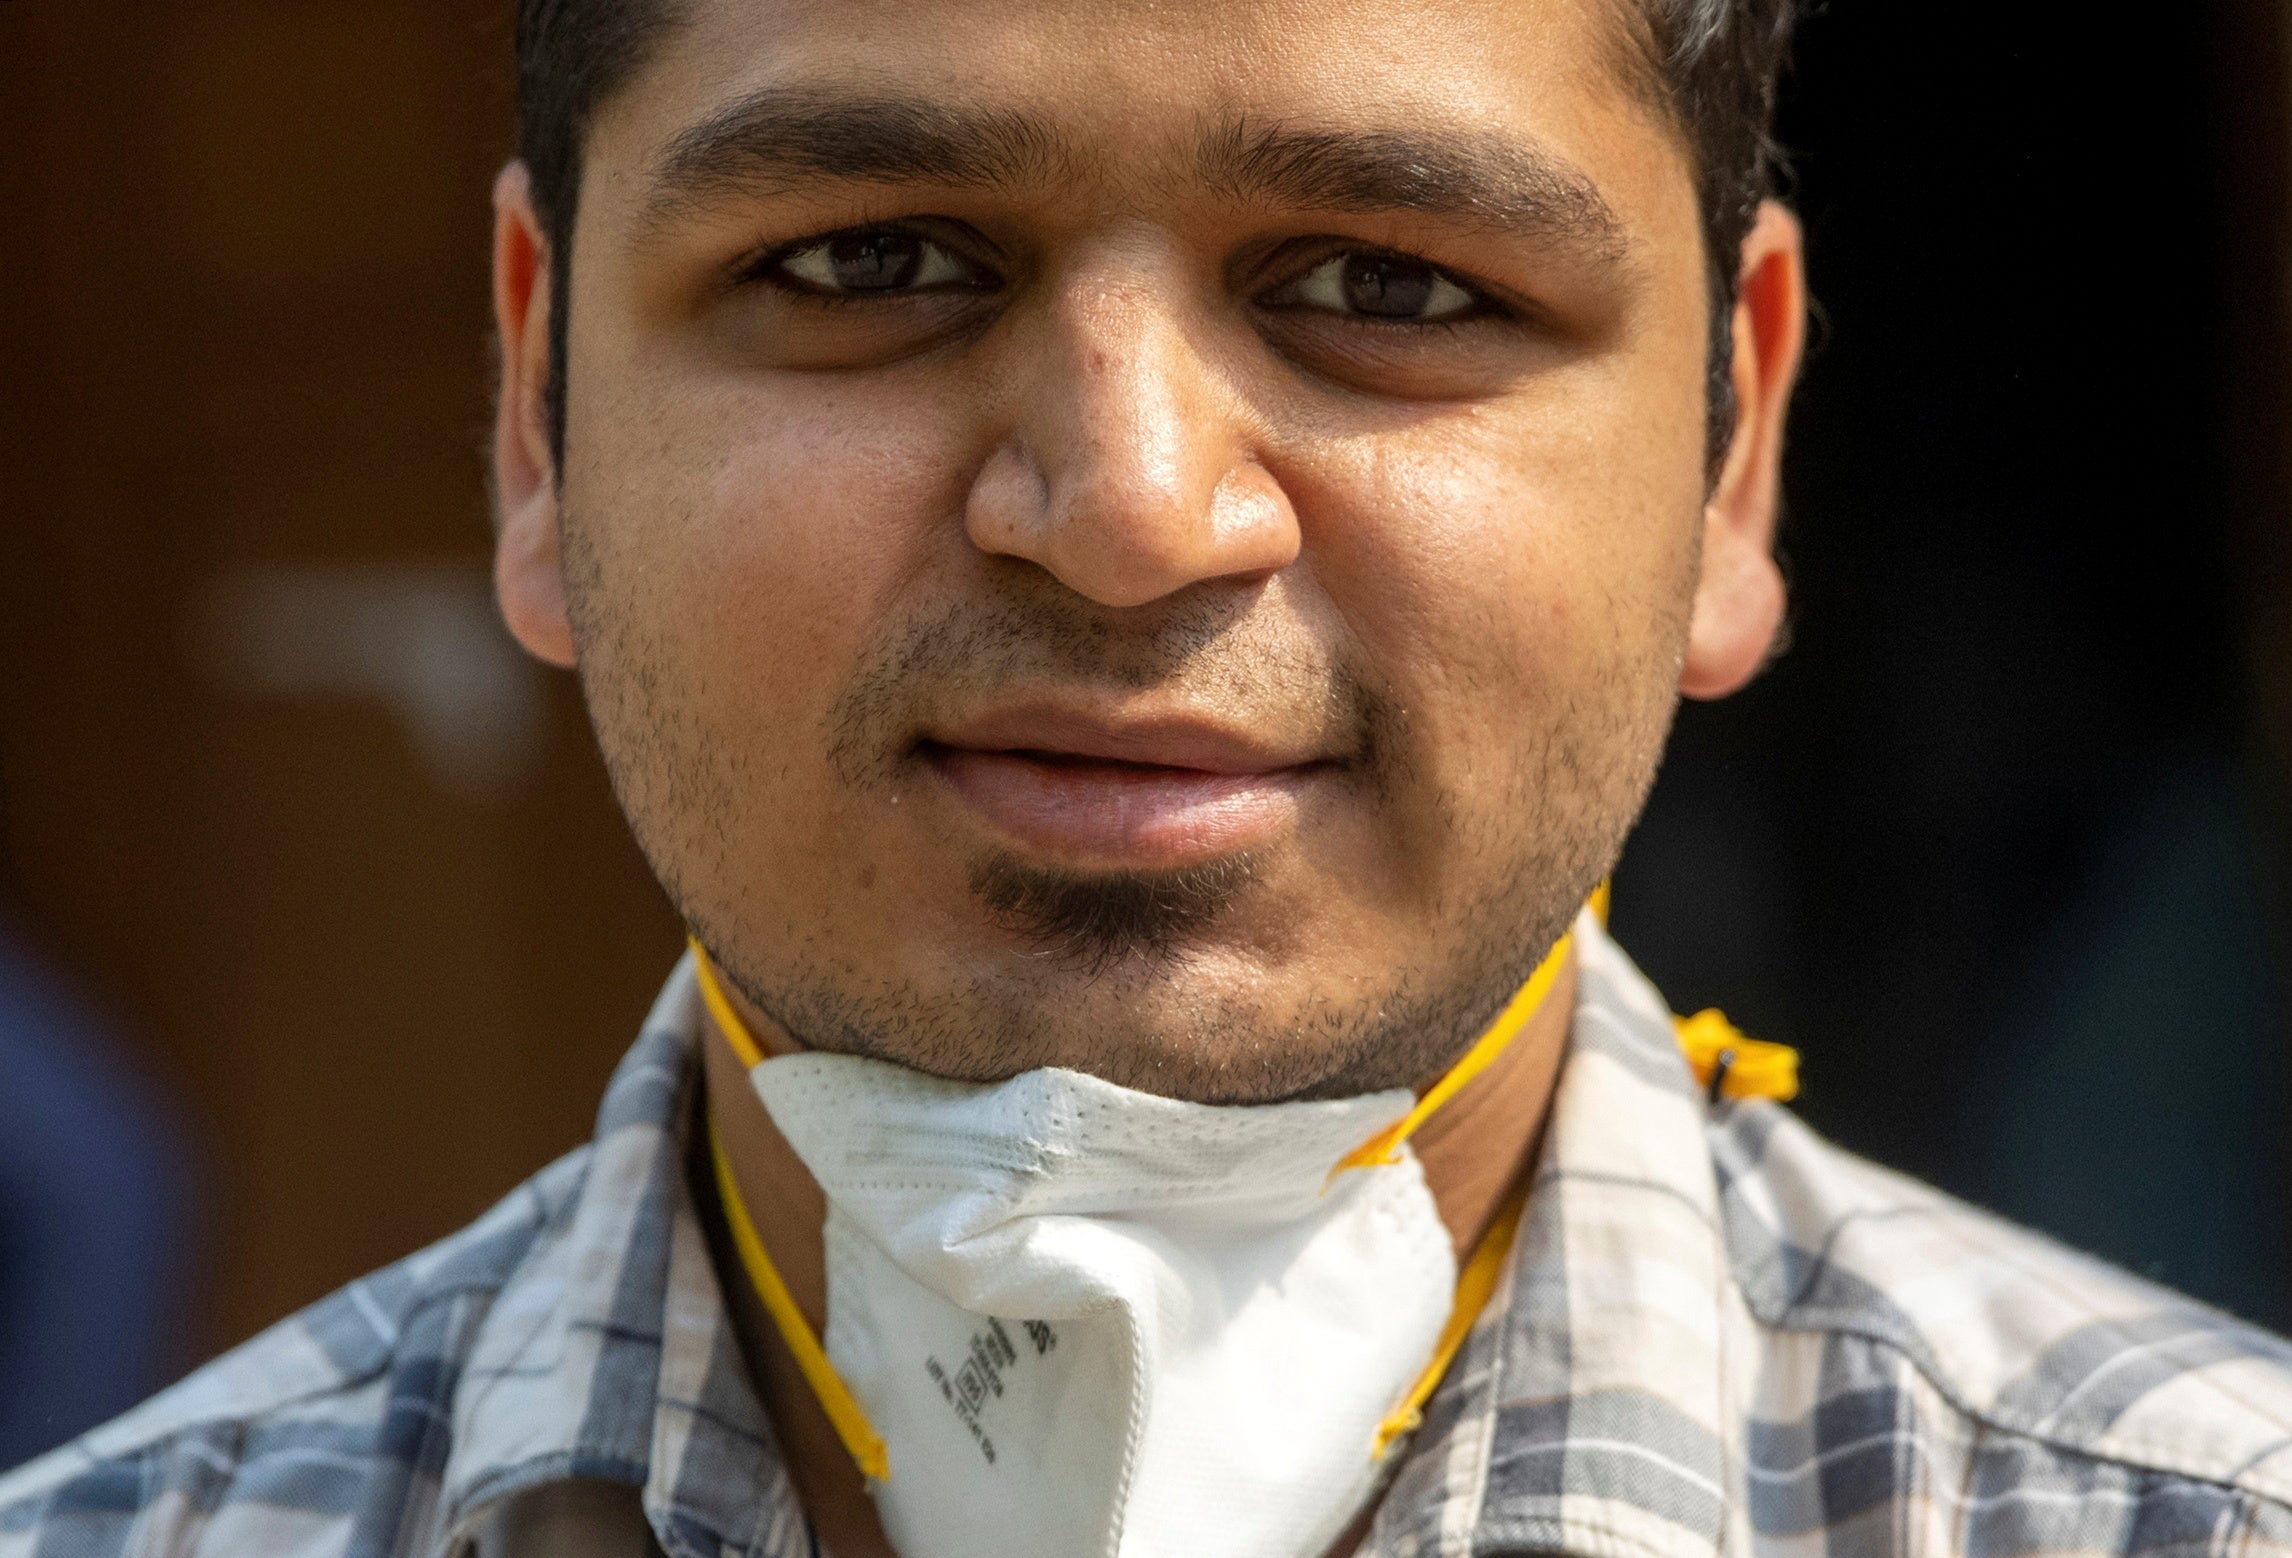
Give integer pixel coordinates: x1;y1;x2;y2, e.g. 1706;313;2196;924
1373;918;1736;1558
437;957;810;1558
434;924;1735;1558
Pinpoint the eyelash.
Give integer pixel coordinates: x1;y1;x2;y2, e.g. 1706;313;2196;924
738;225;998;299
1263;246;1500;326
739;225;1510;326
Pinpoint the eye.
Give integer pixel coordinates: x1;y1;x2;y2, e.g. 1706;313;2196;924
771;228;986;295
1278;252;1481;322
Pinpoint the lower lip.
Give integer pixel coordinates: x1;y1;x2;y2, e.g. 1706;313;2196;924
922;746;1311;868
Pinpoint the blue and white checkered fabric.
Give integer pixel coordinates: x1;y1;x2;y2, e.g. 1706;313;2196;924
6;922;2291;1558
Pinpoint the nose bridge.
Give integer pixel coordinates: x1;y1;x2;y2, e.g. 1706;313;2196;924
1049;260;1226;529
963;244;1299;610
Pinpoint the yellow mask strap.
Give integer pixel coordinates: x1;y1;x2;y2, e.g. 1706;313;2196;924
691;946;889;1480
691;940;767;1069
1329;923;1577;1180
1672;1008;1799;1102
1371;1017;1797;1460
707;1120;892;1483
1343;881;1797;1459
1374;1174;1529;1456
685;884;1796;1478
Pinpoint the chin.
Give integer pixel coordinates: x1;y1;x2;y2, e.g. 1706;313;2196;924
953;962;1398;1105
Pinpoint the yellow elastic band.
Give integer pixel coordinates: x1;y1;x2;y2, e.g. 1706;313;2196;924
1330;927;1576;1179
1374;1175;1530;1456
691;940;766;1071
1672;1008;1799;1102
688;895;1773;1480
692;944;888;1479
1336;908;1585;1451
708;1123;891;1483
694;943;890;1480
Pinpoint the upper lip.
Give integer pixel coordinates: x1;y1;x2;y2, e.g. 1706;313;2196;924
921;705;1326;775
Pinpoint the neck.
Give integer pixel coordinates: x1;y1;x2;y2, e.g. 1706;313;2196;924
694;949;1578;1558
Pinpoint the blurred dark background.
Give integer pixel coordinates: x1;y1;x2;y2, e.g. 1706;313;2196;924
1616;3;2292;1323
0;0;2287;1467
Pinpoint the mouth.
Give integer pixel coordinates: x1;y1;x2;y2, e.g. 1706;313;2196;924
916;709;1328;870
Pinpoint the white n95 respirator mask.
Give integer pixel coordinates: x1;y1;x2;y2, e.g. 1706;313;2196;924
691;929;1573;1558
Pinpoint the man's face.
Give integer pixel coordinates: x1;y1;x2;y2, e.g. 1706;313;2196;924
507;0;1787;1102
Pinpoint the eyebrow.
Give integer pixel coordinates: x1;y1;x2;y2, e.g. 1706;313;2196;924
642;86;1628;260
643;87;1076;226
1198;117;1628;259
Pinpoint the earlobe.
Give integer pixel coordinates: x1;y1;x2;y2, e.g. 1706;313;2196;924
1678;532;1786;699
490;162;577;670
1680;201;1805;701
497;491;577;668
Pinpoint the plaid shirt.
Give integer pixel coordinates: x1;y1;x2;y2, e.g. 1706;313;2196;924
7;923;2292;1558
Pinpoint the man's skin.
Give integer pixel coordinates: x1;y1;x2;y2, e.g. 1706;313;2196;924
489;0;1805;1551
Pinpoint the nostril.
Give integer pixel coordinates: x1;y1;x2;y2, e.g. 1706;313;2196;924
964;440;1055;553
1209;464;1296;548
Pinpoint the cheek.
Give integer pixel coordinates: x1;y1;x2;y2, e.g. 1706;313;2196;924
564;352;990;922
1278;360;1705;782
579;364;983;734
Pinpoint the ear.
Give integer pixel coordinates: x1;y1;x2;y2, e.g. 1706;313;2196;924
492;161;577;670
1679;200;1806;700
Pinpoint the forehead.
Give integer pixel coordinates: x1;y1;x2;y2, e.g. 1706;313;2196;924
589;0;1690;235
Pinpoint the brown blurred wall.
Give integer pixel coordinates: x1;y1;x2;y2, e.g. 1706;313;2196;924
0;4;681;1360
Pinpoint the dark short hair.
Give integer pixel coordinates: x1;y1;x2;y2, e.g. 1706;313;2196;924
514;0;1796;471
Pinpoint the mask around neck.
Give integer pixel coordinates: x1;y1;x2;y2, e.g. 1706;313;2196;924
756;1056;1447;1558
694;919;1585;1558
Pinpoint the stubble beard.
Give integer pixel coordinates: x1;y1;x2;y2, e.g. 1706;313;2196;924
567;516;1684;1104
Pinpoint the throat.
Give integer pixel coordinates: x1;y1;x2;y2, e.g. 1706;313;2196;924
689;941;1579;1558
696;1025;896;1558
1408;952;1577;1259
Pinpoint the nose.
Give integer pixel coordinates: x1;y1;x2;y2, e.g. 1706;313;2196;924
964;265;1300;609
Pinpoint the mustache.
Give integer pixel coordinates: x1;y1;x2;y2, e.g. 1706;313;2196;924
826;585;1388;784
